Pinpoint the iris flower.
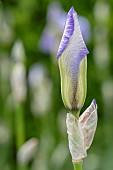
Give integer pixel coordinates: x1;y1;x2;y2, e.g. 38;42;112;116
57;7;97;165
57;7;89;113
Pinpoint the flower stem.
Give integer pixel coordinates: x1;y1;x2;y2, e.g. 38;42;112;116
14;103;27;170
73;161;83;170
15;103;25;149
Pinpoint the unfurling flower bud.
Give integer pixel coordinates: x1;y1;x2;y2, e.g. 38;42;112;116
57;7;97;164
66;99;97;162
57;7;89;112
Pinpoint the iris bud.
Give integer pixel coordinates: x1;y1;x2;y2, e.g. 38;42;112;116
57;7;89;113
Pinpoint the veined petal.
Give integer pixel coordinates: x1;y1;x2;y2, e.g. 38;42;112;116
79;99;98;150
58;7;89;110
57;6;89;59
79;99;97;125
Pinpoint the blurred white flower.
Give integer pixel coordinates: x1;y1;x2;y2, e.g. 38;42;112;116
17;138;38;164
28;64;52;116
10;40;27;103
31;133;54;170
11;40;25;62
11;63;26;102
31;82;52;115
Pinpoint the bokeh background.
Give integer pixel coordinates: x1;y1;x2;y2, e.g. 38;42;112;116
0;0;113;170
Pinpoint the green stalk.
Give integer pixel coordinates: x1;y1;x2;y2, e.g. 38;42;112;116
70;111;82;170
14;103;27;170
73;161;83;170
15;103;25;149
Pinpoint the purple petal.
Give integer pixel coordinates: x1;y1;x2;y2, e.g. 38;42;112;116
57;7;89;60
57;7;75;58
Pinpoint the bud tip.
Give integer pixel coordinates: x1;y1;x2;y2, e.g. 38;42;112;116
92;98;96;107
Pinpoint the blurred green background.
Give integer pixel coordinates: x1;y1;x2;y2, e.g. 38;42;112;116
0;0;113;170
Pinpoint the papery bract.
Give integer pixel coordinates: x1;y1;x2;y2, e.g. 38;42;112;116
79;99;97;150
66;99;97;162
